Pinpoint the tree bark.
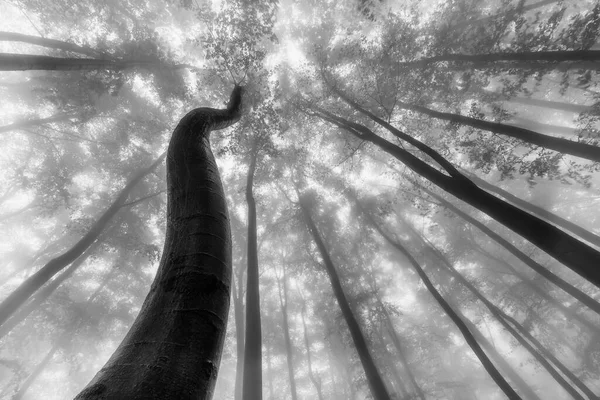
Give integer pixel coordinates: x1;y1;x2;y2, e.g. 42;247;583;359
277;266;299;400
242;140;263;400
464;172;600;249
310;102;600;287
350;198;522;399
393;101;600;164
0;31;104;58
299;194;392;400
74;86;243;399
0;154;166;328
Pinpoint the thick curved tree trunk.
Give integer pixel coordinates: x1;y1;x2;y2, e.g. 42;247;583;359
0;154;166;328
311;102;600;287
74;86;243;400
242;141;263;400
299;195;392;400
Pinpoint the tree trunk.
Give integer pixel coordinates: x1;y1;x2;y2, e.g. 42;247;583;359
396;50;600;71
242;141;263;400
12;342;60;400
265;343;275;400
277;266;299;400
420;185;600;317
475;87;591;114
464;172;600;249
0;154;166;328
299;194;392;400
0;31;104;58
299;295;325;400
508;117;578;137
394;101;600;164
350;198;522;399
74;86;243;400
0;112;75;134
232;268;245;400
311;102;600;287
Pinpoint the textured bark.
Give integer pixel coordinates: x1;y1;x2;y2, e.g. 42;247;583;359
421;186;600;317
393;101;600;163
351;199;522;399
74;86;242;399
0;154;165;328
277;266;299;400
465;172;600;249
311;102;600;287
299;195;392;400
396;50;600;70
0;31;103;57
242;141;263;400
0;53;196;72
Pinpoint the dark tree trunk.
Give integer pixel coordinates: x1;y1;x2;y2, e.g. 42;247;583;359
0;154;166;328
0;53;195;72
464;172;600;249
277;266;299;400
420;186;600;317
311;100;600;287
0;31;104;57
299;194;392;400
0;113;75;134
397;50;600;70
74;86;243;400
394;101;600;164
242;141;263;400
508;117;578;137
350;198;522;399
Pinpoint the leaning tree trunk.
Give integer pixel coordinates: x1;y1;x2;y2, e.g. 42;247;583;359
311;101;600;287
74;86;243;400
299;194;392;400
0;153;166;328
242;140;263;400
0;112;76;134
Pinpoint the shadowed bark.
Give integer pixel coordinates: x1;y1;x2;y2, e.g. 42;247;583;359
74;86;243;400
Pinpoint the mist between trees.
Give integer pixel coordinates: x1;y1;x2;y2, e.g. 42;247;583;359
1;0;600;399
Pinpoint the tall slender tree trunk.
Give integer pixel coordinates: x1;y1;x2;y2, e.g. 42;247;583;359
265;343;275;400
0;31;104;57
277;265;299;400
0;153;166;328
474;87;591;114
299;295;325;400
242;140;263;400
232;268;245;400
299;194;392;400
463;172;600;249
74;86;243;400
311;101;600;287
350;198;522;399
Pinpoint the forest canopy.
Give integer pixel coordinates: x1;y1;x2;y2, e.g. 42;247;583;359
1;0;600;399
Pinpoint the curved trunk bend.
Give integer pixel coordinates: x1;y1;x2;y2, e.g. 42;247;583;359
75;87;243;400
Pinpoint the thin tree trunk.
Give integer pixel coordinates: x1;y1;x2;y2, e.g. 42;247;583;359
266;342;275;400
0;31;104;57
419;185;600;317
12;342;60;400
475;87;591;114
277;265;299;400
0;113;75;134
74;86;243;399
464;172;600;249
299;194;392;400
242;141;263;400
299;294;325;400
232;268;245;400
350;198;522;399
310;101;600;287
0;154;166;328
396;50;600;70
393;100;600;163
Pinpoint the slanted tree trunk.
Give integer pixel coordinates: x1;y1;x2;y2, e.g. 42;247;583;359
299;194;392;400
277;265;299;400
0;112;75;134
74;86;243;400
350;197;522;399
242;140;263;400
0;153;166;328
310;101;600;287
474;87;591;114
0;31;104;57
464;172;600;249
